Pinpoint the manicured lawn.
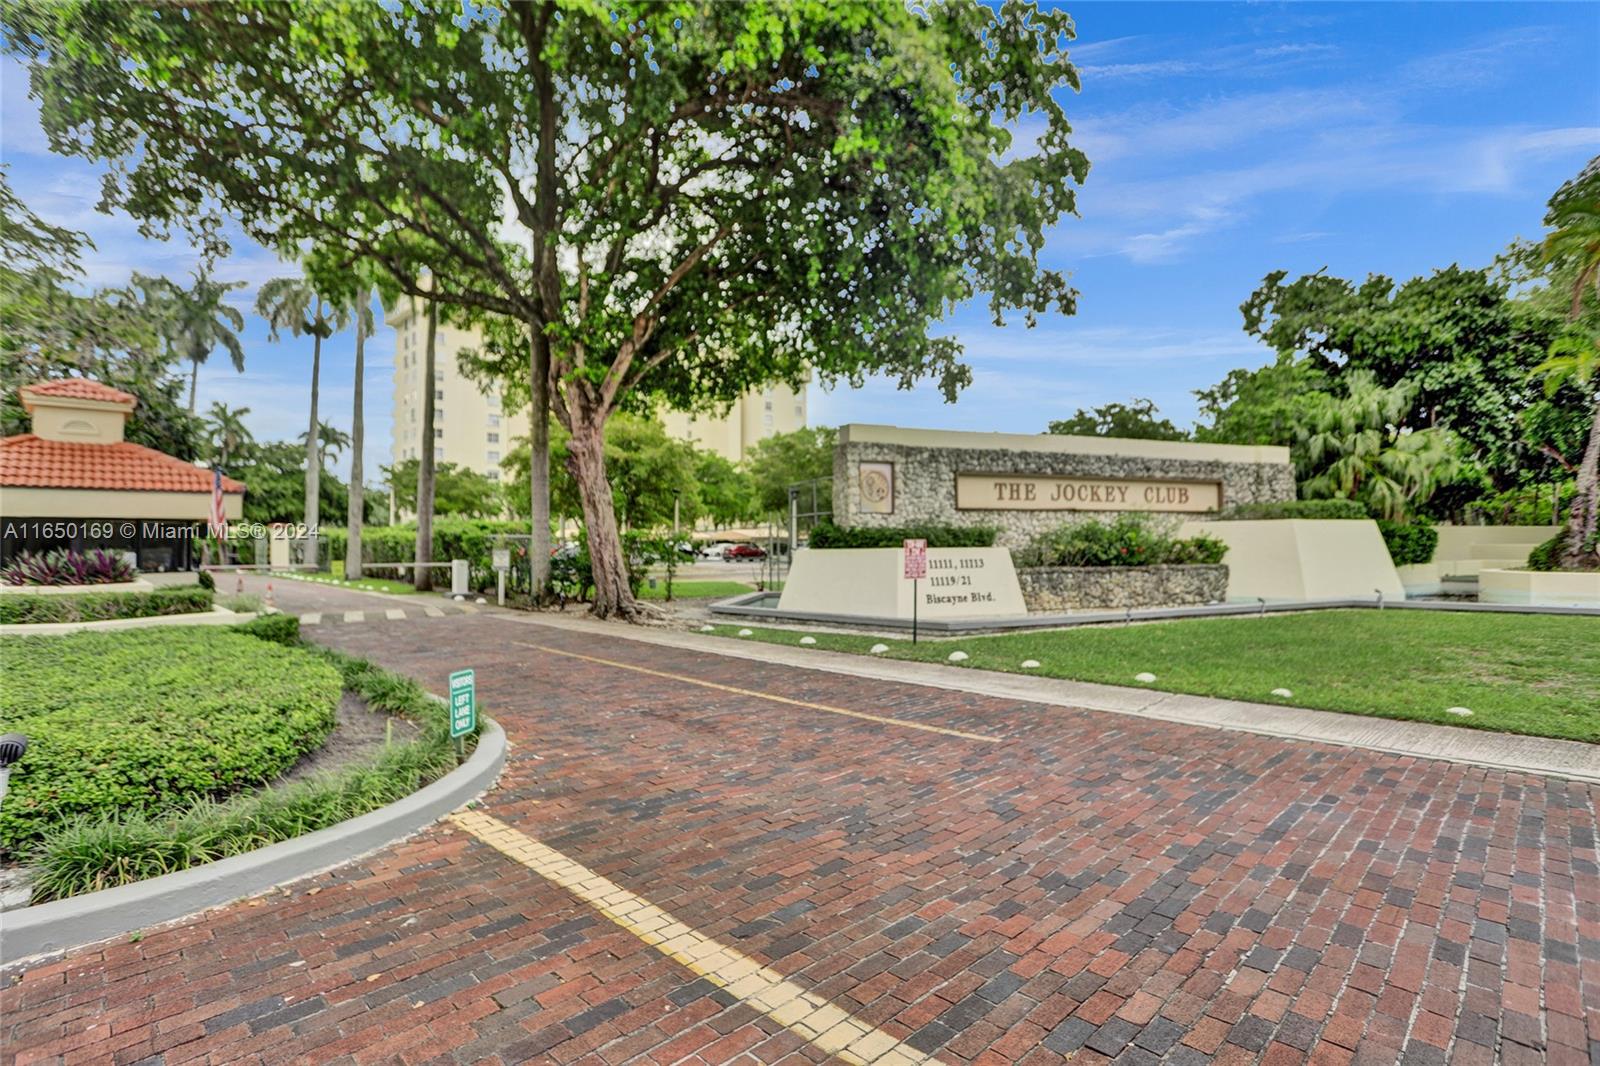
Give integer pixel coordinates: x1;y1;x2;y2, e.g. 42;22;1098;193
705;610;1600;743
639;579;757;601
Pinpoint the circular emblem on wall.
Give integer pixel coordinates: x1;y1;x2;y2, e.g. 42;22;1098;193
860;468;891;504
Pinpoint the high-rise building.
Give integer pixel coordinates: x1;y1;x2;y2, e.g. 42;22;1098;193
658;380;808;463
388;299;807;479
387;299;529;487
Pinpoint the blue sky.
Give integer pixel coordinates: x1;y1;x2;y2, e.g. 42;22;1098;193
3;2;1597;481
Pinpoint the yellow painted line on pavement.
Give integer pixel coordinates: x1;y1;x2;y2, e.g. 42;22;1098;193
511;641;998;743
449;809;943;1066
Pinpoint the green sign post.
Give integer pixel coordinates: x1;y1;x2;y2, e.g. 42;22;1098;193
448;669;476;761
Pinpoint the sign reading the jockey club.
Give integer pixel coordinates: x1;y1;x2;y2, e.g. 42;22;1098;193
955;473;1223;514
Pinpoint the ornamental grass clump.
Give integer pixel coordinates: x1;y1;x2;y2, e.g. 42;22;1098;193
1;548;134;586
1012;513;1226;568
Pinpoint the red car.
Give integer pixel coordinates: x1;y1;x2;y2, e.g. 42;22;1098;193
723;543;767;561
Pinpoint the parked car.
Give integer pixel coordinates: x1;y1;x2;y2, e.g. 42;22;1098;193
724;543;767;561
698;543;732;560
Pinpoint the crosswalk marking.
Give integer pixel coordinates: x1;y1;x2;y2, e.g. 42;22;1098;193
450;810;943;1066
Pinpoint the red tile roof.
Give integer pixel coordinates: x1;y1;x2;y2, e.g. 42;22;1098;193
20;379;138;407
0;435;245;493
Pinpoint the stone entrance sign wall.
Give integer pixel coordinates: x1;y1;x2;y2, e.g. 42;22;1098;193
834;425;1295;547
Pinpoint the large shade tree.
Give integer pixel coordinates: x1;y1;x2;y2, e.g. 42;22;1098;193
7;0;1090;617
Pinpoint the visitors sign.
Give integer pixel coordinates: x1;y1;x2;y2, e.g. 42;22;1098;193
448;669;476;739
903;538;928;579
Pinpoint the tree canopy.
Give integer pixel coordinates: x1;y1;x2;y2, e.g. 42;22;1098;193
5;0;1091;616
744;426;837;515
1047;398;1187;441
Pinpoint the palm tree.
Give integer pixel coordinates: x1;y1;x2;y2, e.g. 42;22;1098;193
345;288;375;582
256;276;348;561
297;421;351;466
1536;157;1600;568
137;269;246;411
1295;371;1460;521
204;402;254;471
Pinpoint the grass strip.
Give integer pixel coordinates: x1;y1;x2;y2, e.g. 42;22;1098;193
704;609;1600;744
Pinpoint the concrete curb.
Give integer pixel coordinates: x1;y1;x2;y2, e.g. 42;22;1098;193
0;714;505;968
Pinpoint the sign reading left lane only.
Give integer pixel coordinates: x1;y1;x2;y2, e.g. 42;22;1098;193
448;669;477;739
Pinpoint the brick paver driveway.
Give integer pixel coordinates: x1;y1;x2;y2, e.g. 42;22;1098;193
4;586;1597;1065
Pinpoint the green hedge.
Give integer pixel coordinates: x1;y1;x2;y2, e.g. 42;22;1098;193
1013;513;1227;568
0;626;341;856
0;586;213;625
322;518;532;593
1527;535;1565;572
231;611;300;645
1376;520;1438;566
1220;499;1368;520
808;522;998;549
26;633;472;902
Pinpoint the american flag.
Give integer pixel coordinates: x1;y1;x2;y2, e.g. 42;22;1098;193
207;467;228;540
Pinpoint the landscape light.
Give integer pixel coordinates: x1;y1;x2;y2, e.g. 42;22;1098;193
0;733;27;808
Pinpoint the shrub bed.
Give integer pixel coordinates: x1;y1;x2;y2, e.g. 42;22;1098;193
1;548;134;586
0;625;341;856
24;622;473;902
807;521;998;549
1013;514;1226;568
0;585;214;625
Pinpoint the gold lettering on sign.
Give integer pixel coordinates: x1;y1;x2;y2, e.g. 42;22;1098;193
957;473;1221;513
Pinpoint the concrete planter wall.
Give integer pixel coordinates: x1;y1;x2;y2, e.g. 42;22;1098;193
1017;564;1228;612
1479;567;1600;607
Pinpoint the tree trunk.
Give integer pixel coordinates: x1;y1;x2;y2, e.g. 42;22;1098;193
188;358;199;414
304;299;323;568
529;327;552;599
565;416;640;619
1561;394;1600;569
346;305;366;582
415;299;438;591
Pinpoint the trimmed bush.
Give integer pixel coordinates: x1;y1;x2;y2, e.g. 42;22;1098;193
0;627;341;856
1220;499;1368;520
808;522;998;549
1013;513;1227;568
232;612;300;645
26;642;472;902
1527;535;1564;572
1376;520;1438;566
0;586;213;625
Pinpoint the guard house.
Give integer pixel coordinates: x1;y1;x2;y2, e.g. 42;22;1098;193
0;379;245;570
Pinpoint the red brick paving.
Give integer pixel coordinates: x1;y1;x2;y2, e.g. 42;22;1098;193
3;588;1597;1065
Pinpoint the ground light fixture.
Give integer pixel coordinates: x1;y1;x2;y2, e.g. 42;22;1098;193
0;732;27;809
